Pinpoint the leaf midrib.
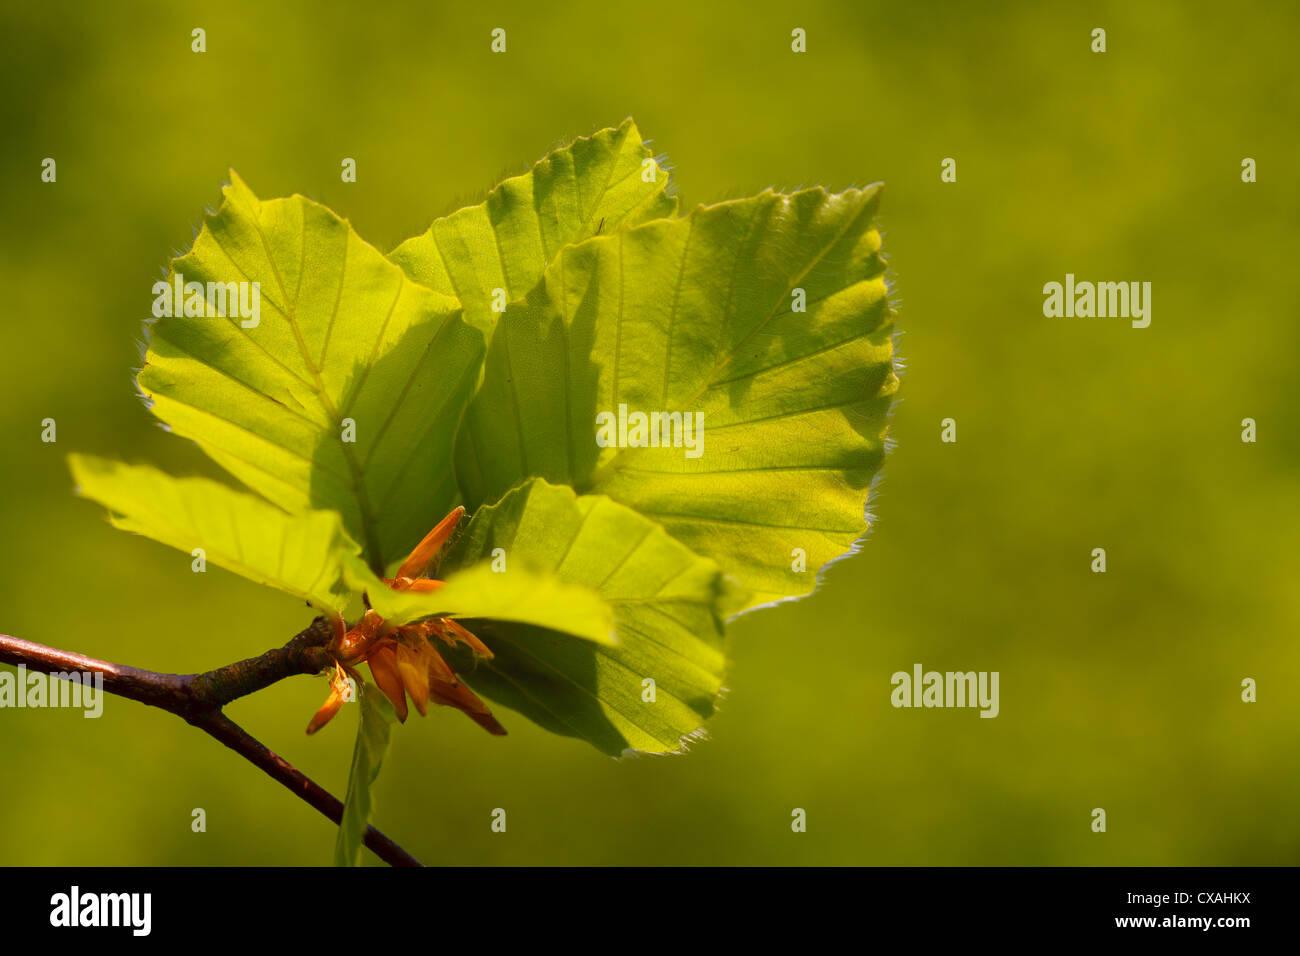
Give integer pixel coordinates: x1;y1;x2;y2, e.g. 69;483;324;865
246;206;385;569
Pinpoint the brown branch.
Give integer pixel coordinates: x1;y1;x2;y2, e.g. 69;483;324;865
0;620;422;868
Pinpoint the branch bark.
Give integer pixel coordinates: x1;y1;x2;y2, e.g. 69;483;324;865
0;620;422;868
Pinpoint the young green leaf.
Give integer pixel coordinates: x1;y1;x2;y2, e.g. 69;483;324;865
389;118;677;334
437;479;744;756
69;454;360;612
350;559;616;646
453;186;897;610
334;683;396;867
138;172;484;573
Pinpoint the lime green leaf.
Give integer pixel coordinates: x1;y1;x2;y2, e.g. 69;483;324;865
137;171;484;572
69;454;359;612
333;683;396;867
349;559;616;646
454;186;897;610
437;479;742;756
389;119;677;335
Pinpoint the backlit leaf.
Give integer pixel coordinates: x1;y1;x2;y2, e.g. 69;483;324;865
68;454;361;612
137;172;483;572
454;186;897;610
437;479;744;756
389;118;676;335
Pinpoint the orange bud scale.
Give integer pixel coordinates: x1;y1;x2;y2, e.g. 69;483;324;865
305;507;506;738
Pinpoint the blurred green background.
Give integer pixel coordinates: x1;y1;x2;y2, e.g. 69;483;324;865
1;0;1297;865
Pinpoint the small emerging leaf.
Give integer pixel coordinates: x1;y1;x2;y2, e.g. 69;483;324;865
334;683;396;867
346;555;616;647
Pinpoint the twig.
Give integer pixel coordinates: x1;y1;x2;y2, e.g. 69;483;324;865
0;620;422;867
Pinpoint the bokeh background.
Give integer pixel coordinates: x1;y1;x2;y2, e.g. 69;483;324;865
1;0;1296;865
